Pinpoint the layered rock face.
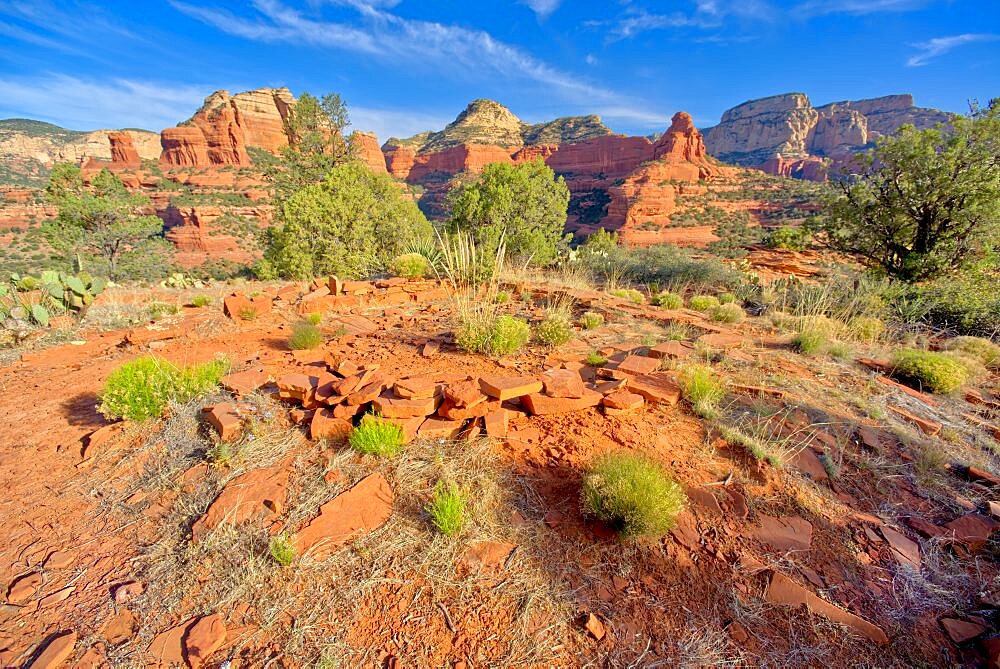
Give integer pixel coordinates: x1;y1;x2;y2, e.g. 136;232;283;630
108;131;142;167
704;93;952;180
350;131;387;174
160;88;295;167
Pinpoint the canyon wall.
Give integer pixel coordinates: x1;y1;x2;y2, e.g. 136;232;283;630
703;93;952;180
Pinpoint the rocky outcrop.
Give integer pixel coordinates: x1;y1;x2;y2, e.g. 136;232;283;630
160;127;211;167
704;93;952;180
351;131;387;174
160;204;268;267
230;88;295;153
108;131;142;167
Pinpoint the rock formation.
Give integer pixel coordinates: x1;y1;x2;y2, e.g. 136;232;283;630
108;131;142;167
704;93;952;181
350;131;387;174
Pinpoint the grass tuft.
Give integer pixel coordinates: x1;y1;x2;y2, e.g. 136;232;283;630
579;311;605;330
891;349;971;394
651;291;683;309
269;534;296;567
288;321;324;350
349;413;405;457
792;328;828;355
191;295;212;308
389;252;430;279
942;336;1000;370
689;295;720;312
99;355;229;421
582;452;686;537
679;364;726;418
304;312;323;326
458;314;531;356
707;303;744;323
425;480;468;536
585;350;608;367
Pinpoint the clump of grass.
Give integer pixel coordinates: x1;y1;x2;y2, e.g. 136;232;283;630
652;291;683;309
707;303;744;324
582;453;686;538
288;321;324;350
304;312;323;326
717;425;784;468
689;295;720;312
495;290;510;304
586;351;608;366
389;252;430;279
425;481;468;536
99;355;229;421
349;413;405;457
147;301;178;320
891;349;971;394
610;288;644;304
191;295;212;308
679;364;726;418
664;324;691;341
207;441;235;467
792;328;828;355
579;311;605;330
239;306;257;321
717;292;737;304
269;534;295;567
536;312;573;347
850;316;885;343
458;314;531;356
943;336;1000;370
826;341;853;360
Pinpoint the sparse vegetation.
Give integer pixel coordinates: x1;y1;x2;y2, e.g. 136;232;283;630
680;364;726;418
535;300;574;347
304;312;323;325
239;306;257;321
269;534;296;567
579;311;604;330
651;291;683;309
891;349;971;394
610;287;644;304
764;225;811;251
689;295;720;312
582;453;686;538
288;321;324;350
586;351;608;366
191;295;212;308
708;303;744;323
943;336;1000;370
792;328;828;355
349;413;406;457
99;355;229;421
425;481;468;536
458;313;531;356
850;316;885;343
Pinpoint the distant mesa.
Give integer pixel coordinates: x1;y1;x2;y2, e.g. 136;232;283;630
703;92;953;181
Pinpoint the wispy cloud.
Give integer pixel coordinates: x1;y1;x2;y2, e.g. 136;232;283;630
792;0;927;18
600;0;774;41
906;33;999;67
519;0;561;19
0;74;214;130
171;0;670;128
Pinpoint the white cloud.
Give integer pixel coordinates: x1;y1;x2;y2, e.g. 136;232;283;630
519;0;561;19
792;0;927;18
348;106;451;141
0;74;214;130
584;53;598;65
906;33;999;67
603;1;774;41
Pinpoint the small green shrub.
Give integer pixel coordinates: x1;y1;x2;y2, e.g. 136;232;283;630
586;351;608;366
689;295;719;312
536;313;573;346
425;481;468;536
191;295;212;308
651;291;683;309
579;311;605;330
943;336;1000;370
679;364;726;418
717;292;737;305
99;355;229;421
239;306;257;321
826;341;853;360
793;328;828;355
304;312;323;325
891;349;971;394
707;303;744;324
349;413;405;457
610;288;644;304
457;314;530;356
849;316;885;343
495;290;510;304
582;453;686;537
147;301;178;320
288;321;324;350
389;252;431;279
664;324;691;341
269;534;295;566
764;225;811;251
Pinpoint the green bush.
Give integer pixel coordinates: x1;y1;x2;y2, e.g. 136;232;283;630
679;364;726;418
891;349;971;394
849;316;885;343
651;291;683;309
792;328;828;355
535;313;573;346
586;351;608;366
269;534;295;567
942;335;1000;370
425;481;468;536
304;312;323;325
610;288;644;304
389;252;431;279
191;295;212;308
579;311;604;330
582;453;686;537
457;314;530;356
495;291;510;304
826;341;853;360
288;321;324;350
717;292;737;305
349;413;405;457
689;295;720;312
708;303;744;324
764;225;811;251
99;355;229;421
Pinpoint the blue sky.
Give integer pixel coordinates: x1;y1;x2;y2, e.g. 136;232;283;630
0;0;997;141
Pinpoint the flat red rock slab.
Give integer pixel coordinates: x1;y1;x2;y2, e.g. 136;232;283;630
310;409;353;442
942;513;999;551
185;613;227;669
940;617;988;644
615;355;660;376
463;541;516;575
765;570;888;644
444;379;487;407
438;397;501;421
484;408;509;437
541;369;585;398
30;630;78;669
602;390;644;414
6;572;41;604
696;332;744;349
879;526;921;569
887;405;941;436
294;473;394;561
372;393;439;418
393;377;438;400
648;340;696;360
220;370;270;397
192;461;291;542
752;514;812;553
417;417;466;439
522;389;603;415
384;415;424;443
627;373;681;405
479;376;543;401
876;374;939;406
204;403;243;442
148;619;197;667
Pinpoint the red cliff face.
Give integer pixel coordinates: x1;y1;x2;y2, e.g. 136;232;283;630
108;131;141;167
160;127;211;167
351;131;387;174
